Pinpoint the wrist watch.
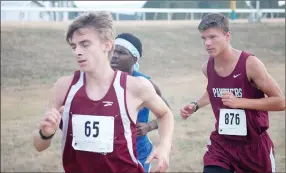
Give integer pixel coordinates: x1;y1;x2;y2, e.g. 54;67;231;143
39;129;56;140
190;101;199;112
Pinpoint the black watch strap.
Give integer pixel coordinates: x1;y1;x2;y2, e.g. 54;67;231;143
190;101;199;112
39;129;55;140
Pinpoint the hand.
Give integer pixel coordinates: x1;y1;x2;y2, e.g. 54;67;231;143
222;92;240;108
145;145;170;172
136;123;151;136
39;106;64;137
180;103;196;120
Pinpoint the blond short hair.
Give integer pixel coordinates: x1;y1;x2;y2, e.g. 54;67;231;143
66;11;116;58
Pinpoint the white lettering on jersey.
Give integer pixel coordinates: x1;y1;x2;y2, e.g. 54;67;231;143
212;88;243;98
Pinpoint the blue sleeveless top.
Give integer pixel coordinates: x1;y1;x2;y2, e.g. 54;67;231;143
132;71;153;160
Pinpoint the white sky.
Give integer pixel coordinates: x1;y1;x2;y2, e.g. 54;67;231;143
74;1;146;9
74;1;146;14
74;1;285;8
74;1;285;14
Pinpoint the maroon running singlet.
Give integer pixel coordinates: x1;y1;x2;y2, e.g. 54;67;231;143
204;51;276;172
59;70;144;173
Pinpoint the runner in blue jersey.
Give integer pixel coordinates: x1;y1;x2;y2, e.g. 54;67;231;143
110;33;170;172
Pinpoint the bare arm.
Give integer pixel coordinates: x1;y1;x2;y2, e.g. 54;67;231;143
33;76;72;152
149;79;170;108
146;79;170;132
136;77;174;151
237;56;285;111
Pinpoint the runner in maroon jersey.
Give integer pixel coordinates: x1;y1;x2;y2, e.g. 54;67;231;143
32;11;174;173
180;13;285;173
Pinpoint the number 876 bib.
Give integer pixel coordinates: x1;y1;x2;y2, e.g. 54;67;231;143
219;109;247;136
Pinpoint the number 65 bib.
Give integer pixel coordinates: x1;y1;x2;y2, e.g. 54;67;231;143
72;114;114;153
218;109;247;136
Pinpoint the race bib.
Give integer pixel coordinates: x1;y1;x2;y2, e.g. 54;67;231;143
72;114;114;153
218;109;247;136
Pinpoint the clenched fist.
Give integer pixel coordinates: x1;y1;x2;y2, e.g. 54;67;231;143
40;106;64;137
222;91;240;108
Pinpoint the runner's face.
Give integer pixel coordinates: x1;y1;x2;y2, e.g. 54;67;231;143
200;27;230;57
110;45;136;72
70;27;112;72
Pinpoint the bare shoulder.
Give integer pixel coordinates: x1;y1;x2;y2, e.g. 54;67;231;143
126;75;155;97
246;55;269;80
53;76;73;102
45;75;73;110
246;55;266;77
54;76;73;90
246;55;263;66
202;60;208;78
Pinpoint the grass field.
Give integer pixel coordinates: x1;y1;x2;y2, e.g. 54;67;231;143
1;20;285;172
